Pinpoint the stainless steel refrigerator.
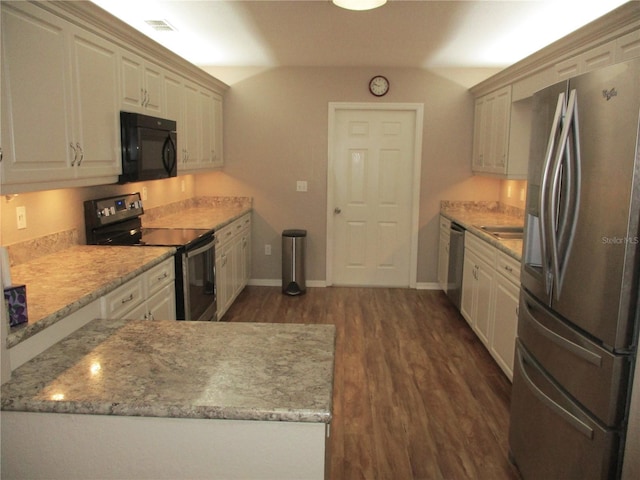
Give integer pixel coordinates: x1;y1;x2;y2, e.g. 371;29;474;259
509;59;640;479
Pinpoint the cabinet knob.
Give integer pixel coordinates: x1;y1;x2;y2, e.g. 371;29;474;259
334;207;342;214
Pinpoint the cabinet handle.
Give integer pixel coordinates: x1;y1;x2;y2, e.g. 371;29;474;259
0;147;3;162
157;272;168;281
69;143;78;166
121;293;134;304
76;143;84;165
504;265;513;273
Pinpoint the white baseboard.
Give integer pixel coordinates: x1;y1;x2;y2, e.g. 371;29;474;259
415;282;443;290
247;279;327;288
248;280;439;290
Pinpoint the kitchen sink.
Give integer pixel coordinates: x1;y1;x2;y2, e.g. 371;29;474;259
476;225;524;240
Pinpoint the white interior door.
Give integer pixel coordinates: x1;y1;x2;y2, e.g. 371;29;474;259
328;104;422;287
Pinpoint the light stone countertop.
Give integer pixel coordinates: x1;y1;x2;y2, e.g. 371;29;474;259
440;205;524;260
144;203;251;231
7;246;175;348
1;318;336;423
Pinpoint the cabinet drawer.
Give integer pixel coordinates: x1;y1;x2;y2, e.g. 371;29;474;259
146;258;175;297
496;251;521;285
102;276;145;318
216;223;234;247
465;232;497;265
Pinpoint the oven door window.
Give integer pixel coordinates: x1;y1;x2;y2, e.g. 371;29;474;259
185;240;216;321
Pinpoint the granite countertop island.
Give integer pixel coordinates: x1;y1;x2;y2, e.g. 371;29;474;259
2;318;336;423
2;318;336;480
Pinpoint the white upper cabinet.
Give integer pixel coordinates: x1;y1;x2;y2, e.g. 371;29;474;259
178;81;224;173
120;51;165;115
1;2;120;193
69;26;121;179
472;86;520;178
1;1;227;194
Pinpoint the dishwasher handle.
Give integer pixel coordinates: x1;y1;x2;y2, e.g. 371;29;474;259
450;222;465;235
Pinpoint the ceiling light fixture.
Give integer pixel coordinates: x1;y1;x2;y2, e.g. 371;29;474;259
332;0;387;11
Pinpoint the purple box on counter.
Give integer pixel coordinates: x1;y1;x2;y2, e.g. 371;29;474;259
4;284;28;327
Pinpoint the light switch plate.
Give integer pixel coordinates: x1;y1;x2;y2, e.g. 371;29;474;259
296;181;308;192
16;206;26;229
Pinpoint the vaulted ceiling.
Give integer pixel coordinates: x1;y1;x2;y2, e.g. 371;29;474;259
91;0;630;86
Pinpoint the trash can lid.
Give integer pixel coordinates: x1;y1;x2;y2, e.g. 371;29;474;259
282;229;307;237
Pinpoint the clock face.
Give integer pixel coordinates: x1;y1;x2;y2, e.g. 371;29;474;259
369;75;389;96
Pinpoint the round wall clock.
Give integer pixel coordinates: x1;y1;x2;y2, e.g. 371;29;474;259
369;75;389;96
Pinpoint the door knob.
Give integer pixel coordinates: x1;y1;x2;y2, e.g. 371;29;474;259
334;207;342;214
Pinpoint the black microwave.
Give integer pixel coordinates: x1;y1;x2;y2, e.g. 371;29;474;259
119;111;177;183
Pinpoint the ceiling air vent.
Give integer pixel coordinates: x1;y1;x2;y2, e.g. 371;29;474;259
144;20;176;32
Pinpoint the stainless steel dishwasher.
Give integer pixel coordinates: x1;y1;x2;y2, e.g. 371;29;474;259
446;222;465;309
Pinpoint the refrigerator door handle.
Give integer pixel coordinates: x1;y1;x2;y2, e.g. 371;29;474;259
539;92;566;296
523;297;602;367
516;346;594;439
549;89;581;299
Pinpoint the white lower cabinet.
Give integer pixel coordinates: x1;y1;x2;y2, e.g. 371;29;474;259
437;216;451;291
461;232;519;380
460;233;496;347
490;251;520;380
102;257;176;321
215;214;251;320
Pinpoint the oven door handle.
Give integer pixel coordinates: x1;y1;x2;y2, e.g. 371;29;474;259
186;238;215;258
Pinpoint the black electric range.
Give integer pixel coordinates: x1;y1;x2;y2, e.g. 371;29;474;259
84;193;217;321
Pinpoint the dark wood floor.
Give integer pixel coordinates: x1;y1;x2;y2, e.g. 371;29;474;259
224;286;522;480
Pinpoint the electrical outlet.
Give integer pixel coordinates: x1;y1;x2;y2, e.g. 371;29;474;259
142;186;148;201
265;244;272;255
296;181;308;192
507;185;513;198
16;206;27;230
520;188;525;201
181;179;185;192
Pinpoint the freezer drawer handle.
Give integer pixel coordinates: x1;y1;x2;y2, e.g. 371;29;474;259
517;347;594;439
524;299;602;367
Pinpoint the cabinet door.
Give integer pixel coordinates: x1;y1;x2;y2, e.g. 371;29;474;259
474;257;494;347
212;93;224;167
471;97;487;170
1;3;74;185
143;61;164;115
215;243;231;319
182;81;201;169
490;88;511;173
438;229;450;290
491;276;519;380
120;51;145;113
241;228;251;287
147;284;176;321
69;27;121;179
460;250;477;326
200;88;215;165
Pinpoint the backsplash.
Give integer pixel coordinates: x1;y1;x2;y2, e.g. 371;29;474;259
4;197;252;267
6;229;78;267
440;200;525;220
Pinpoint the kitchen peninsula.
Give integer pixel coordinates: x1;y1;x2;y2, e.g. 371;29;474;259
1;318;336;480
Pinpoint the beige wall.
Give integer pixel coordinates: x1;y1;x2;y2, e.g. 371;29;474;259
196;66;501;284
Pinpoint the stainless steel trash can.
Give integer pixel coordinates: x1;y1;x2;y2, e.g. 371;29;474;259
282;229;306;295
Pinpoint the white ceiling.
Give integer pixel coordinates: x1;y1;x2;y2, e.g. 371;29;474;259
91;0;630;86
